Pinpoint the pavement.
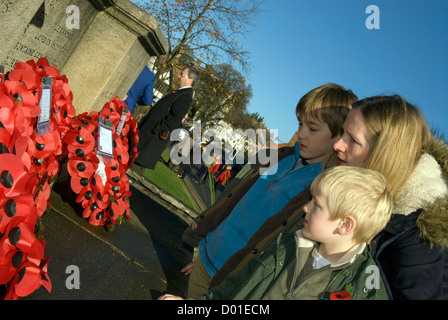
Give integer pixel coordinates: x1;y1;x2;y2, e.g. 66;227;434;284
23;165;207;300
17;157;252;300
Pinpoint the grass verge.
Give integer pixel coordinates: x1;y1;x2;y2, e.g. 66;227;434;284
142;152;200;213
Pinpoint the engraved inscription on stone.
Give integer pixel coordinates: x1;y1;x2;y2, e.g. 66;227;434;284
0;0;168;113
0;0;96;70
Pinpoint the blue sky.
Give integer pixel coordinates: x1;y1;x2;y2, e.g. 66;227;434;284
243;0;448;143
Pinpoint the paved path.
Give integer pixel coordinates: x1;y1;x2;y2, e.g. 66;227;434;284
25;174;193;300
22;160;245;300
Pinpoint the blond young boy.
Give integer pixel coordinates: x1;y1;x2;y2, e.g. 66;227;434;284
181;84;358;298
161;166;393;300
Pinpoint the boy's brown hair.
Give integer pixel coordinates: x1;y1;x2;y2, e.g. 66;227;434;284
296;83;358;138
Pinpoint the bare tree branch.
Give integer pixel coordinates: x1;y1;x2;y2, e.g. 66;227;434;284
138;0;264;84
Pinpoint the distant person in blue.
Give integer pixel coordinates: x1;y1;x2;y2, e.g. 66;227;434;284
124;66;156;113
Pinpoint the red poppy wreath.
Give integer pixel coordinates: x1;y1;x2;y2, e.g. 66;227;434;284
5;57;75;216
0;57;75;299
64;97;138;230
0;153;51;300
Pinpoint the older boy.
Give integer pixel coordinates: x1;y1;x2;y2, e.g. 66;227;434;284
161;166;393;300
182;84;358;297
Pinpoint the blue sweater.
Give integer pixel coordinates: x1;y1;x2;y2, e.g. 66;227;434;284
199;145;322;278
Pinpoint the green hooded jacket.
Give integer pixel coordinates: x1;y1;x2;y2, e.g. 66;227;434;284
196;231;389;300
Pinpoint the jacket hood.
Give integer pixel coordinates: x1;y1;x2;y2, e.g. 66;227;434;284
394;137;448;249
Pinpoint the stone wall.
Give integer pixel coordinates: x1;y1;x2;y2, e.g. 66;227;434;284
0;0;167;113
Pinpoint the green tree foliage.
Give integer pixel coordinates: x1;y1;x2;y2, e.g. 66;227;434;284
190;63;253;128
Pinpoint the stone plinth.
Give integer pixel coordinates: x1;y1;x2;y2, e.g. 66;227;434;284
0;0;167;113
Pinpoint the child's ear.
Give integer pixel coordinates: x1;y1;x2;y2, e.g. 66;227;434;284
338;216;357;235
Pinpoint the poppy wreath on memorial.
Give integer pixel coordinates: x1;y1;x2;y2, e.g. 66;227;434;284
0;57;74;299
6;57;75;215
64;97;139;229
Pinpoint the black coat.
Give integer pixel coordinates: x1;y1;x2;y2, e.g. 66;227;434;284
371;210;446;300
370;138;448;300
136;88;193;169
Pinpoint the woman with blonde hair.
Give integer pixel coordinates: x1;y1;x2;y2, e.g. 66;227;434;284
334;95;448;299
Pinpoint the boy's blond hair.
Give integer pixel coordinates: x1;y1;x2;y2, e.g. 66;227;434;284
296;83;358;138
352;95;431;203
311;166;393;243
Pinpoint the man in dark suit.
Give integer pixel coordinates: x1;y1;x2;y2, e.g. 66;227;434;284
134;66;200;170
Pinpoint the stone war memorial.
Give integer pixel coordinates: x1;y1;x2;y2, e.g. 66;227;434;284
0;0;167;113
0;0;189;300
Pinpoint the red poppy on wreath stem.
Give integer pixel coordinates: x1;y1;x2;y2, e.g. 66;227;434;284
329;290;351;300
7;62;39;91
65;128;96;156
0;193;37;235
0;153;38;198
4;258;51;299
108;197;130;225
69;112;97;133
75;184;94;209
67;159;97;179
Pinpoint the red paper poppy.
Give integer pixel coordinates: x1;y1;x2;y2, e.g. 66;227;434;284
3;258;51;300
82;198;108;227
11;220;44;260
0;249;23;284
50;80;75;131
0;91;15;110
0;154;38;198
112;135;129;165
0;193;37;235
0;91;28;137
329;290;351;300
108;177;125;198
69;112;97;133
70;175;90;195
0;127;13;154
82;200;102;220
65;128;96;157
0;214;44;290
89;173;110;210
67;159;97;179
99;97;127;122
105;163;122;183
29;131;60;159
44;154;60;178
4;80;40;120
108;197;131;225
34;179;52;217
9;57;74;140
88;211;107;226
7;61;39;91
98;97;139;169
14;136;33;172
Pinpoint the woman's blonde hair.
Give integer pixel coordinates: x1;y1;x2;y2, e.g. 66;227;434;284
311;166;393;243
353;95;431;203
